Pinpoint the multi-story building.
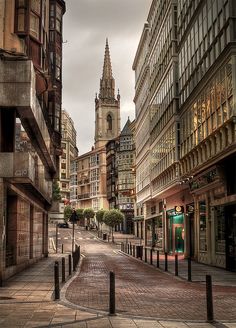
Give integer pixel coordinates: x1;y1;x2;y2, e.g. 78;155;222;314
106;118;136;233
77;147;108;213
60;109;77;201
133;1;186;251
116;118;135;233
178;0;236;271
76;40;121;215
0;0;66;281
134;0;236;271
70;159;78;207
106;138;119;210
132;23;150;241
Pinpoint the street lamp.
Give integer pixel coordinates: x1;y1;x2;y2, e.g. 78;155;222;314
70;208;78;253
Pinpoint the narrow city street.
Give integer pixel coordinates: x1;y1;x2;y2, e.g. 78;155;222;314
60;227;236;321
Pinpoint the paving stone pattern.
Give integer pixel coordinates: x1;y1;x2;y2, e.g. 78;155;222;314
65;232;236;321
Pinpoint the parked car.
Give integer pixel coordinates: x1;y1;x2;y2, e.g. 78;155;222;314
57;222;69;228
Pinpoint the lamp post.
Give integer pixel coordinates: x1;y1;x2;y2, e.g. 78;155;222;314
70;208;78;253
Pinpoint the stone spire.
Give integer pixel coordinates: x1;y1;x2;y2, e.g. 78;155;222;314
99;38;115;100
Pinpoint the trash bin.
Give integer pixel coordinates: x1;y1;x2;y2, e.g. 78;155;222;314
136;245;143;259
103;233;107;240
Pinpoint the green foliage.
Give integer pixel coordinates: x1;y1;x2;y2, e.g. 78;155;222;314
96;209;106;224
83;208;95;219
64;205;72;221
76;208;84;220
103;209;124;228
52;181;61;201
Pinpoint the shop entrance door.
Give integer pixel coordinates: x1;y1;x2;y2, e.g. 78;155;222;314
175;226;184;253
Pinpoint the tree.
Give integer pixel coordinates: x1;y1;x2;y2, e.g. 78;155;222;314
83;208;95;228
103;209;124;242
96;209;106;232
76;208;84;225
64;205;72;222
52;181;61;201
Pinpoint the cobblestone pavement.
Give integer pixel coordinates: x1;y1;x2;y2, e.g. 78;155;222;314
65;229;236;321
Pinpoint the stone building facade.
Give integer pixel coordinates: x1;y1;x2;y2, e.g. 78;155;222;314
0;0;66;282
133;0;236;271
60;109;77;201
106;118;136;234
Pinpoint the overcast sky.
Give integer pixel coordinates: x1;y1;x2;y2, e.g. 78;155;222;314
62;0;152;155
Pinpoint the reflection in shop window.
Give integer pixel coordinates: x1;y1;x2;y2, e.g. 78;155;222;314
199;201;207;251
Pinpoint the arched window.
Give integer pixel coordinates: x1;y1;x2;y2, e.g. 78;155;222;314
107;114;112;130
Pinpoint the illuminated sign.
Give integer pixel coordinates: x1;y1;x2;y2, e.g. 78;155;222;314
174;205;184;213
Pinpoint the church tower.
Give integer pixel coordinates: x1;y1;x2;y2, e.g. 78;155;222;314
95;39;121;149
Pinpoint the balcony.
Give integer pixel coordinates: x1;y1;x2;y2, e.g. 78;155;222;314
0;152;52;203
0;60;56;174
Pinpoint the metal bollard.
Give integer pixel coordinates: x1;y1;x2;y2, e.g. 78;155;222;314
68;254;72;276
61;244;64;254
164;252;168;271
72;251;76;272
156;250;159;268
77;245;81;262
188;257;192;281
109;271;116;315
150;249;153;265
55;224;58;254
62;257;65;282
133;245;135;257
175;254;178;276
127;243;129;254
144;248;147;262
130;243;132;255
54;261;60;300
206;275;214;322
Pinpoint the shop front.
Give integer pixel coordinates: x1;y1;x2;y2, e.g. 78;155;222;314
166;208;184;253
146;215;163;249
190;163;236;271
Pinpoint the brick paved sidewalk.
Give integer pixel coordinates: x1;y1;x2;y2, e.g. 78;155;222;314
0;253;226;328
65;230;236;323
0;231;235;327
92;230;236;287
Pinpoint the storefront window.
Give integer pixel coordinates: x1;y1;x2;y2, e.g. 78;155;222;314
199;201;207;251
215;206;225;253
146;220;152;247
146;216;163;248
155;216;163;249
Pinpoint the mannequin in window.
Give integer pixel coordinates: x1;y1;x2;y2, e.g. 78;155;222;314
107;114;112;131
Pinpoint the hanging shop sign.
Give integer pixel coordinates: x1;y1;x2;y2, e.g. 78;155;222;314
186;204;194;213
174;205;184;213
